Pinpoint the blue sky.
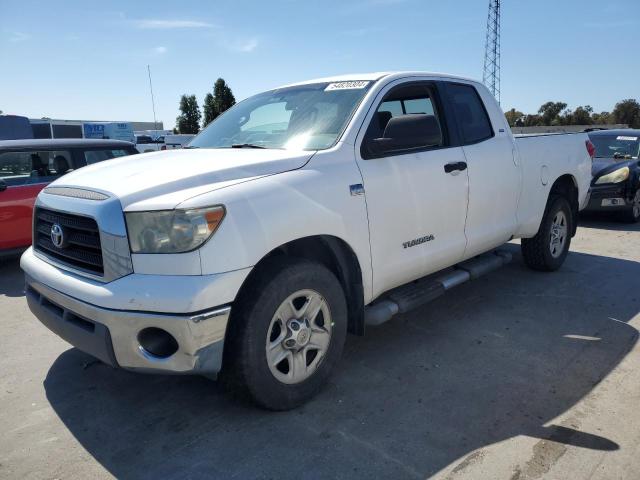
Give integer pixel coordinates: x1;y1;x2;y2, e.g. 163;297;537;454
1;0;638;128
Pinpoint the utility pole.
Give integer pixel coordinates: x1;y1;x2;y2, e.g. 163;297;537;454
483;0;501;104
147;65;158;131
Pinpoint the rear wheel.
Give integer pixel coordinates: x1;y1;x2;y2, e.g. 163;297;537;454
224;258;347;410
522;195;573;271
619;189;640;223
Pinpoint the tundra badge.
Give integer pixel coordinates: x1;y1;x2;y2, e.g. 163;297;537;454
403;234;435;249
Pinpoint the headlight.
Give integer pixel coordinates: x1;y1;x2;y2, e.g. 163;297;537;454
595;166;629;185
126;206;225;253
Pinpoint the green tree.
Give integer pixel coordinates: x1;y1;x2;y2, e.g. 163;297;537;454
538;101;567;125
203;92;215;127
612;99;640;128
176;94;201;134
524;114;542;127
559;105;593;126
504;108;524;127
202;78;236;127
591;111;613;125
570;105;593;125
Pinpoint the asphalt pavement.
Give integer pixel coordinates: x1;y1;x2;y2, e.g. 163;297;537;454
1;216;639;479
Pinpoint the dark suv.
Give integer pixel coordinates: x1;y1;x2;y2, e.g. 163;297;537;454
586;129;640;222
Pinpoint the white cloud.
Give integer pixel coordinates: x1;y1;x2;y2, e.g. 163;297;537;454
236;38;259;53
8;31;31;42
215;36;259;53
154;46;167;54
134;19;215;29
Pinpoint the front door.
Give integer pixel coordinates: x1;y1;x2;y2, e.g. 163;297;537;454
0;149;73;251
355;80;470;299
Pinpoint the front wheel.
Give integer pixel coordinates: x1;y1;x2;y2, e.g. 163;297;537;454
224;258;347;410
619;189;640;223
521;195;573;271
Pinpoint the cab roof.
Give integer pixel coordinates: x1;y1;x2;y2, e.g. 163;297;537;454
0;138;135;151
277;71;480;89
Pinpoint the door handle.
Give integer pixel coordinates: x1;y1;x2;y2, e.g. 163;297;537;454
444;161;467;173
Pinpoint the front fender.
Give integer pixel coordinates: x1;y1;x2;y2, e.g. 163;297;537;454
177;150;374;303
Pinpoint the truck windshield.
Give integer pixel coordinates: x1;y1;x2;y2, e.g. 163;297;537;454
189;81;373;151
589;134;640;159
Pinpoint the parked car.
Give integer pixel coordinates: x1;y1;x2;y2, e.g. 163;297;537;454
585;129;640;222
0;139;137;257
135;134;165;153
162;134;194;150
21;72;592;410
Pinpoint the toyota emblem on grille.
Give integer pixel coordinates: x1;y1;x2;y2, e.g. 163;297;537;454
50;223;65;248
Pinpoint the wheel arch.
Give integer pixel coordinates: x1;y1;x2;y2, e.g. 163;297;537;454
549;174;579;236
232;235;366;336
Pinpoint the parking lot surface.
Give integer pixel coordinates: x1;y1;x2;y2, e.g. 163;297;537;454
1;217;639;480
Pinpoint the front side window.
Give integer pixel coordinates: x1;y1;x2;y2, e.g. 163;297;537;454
83;148;133;165
361;83;444;158
0;150;73;186
189;81;373;151
446;83;493;144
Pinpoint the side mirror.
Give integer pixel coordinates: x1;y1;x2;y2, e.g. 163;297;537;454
0;179;7;192
367;137;397;155
365;114;442;158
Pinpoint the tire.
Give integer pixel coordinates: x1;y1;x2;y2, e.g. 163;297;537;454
223;257;347;410
619;189;640;223
521;195;573;271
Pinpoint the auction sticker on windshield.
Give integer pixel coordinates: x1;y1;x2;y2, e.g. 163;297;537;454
617;136;638;141
325;81;370;91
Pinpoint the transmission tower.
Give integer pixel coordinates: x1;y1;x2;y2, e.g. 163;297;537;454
483;0;501;103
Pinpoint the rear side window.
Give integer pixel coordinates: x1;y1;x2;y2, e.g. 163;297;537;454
83;149;133;165
446;83;493;144
0;150;73;186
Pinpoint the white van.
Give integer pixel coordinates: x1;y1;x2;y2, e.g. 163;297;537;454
162;134;195;150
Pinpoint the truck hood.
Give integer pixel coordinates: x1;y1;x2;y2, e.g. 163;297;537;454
51;148;314;210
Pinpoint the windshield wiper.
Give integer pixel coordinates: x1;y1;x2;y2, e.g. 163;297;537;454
231;143;268;149
183;145;200;149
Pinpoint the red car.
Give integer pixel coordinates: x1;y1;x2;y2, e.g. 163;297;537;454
0;139;138;258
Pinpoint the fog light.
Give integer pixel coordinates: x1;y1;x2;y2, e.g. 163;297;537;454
137;327;179;358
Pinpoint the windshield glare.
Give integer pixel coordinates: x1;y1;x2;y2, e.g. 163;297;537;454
589;134;640;159
189;81;373;151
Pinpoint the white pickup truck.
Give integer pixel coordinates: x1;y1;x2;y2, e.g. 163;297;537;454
21;72;593;410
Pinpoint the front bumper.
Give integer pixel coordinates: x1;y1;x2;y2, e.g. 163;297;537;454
21;248;251;376
584;184;632;212
25;274;231;375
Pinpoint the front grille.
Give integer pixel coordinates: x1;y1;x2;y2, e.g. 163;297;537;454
34;208;104;275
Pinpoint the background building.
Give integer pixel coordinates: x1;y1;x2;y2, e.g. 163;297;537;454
29;118;163;139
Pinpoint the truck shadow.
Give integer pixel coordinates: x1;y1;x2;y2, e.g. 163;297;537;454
579;213;640;232
43;246;639;479
0;257;25;298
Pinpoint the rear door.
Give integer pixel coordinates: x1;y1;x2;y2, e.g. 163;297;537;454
0;149;73;251
355;79;470;298
442;82;520;258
